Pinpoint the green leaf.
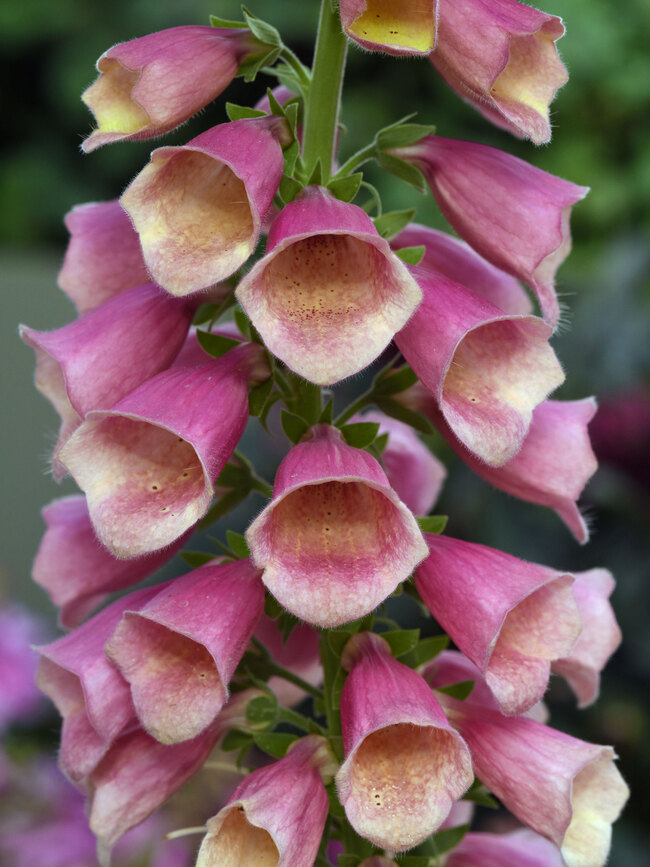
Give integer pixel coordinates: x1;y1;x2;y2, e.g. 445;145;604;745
226;530;250;560
264;593;284;620
463;779;499;809
416;515;448;534
394;245;425;265
437;680;475;701
278;175;303;204
373;364;418;396
283;102;300;137
192;302;219;326
179;550;216;568
327;172;363;203
245;694;278;727
239;46;282;82
375;397;435;435
431;824;470;856
325;782;346;818
283;140;301;177
209;14;246;29
340;421;380;449
328;629;354;656
196;330;241;358
241;7;282;46
400;634;449;669
225;102;267;122
380;628;420;658
377;152;427;193
376;122;435;150
293;380;322;425
221;729;252;751
373;207;417;240
234;309;252;340
248;376;275;418
319;398;334;425
199;488;249;529
338;856;362;867
281;411;309;444
215;463;251;489
253;731;299;758
307;159;323;186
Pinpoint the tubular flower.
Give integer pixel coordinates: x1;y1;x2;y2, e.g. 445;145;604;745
402;387;598;543
197;735;335;867
391;136;588;327
552;569;622;708
340;0;438;56
416;533;582;714
236;185;422;385
106;559;265;744
58;200;150;313
246;424;428;627
430;0;568;145
58;342;269;558
81;26;259;152
395;267;564;465
32;495;187;628
20;283;195;479
391;224;532;315
335;632;472;851
120;116;288;296
444;828;566;867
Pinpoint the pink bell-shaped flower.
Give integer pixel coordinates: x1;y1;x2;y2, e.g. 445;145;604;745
20;282;196;480
391;136;588;327
196;735;335;867
552;569;622;708
106;559;265;744
58;200;150;313
416;533;582;714
339;0;438;56
445;828;566;867
32;495;188;628
236;186;422;385
335;632;472;851
58;342;269;558
430;0;568;144
81;26;259;151
395;267;564;465
121;116;288;296
246;424;428;627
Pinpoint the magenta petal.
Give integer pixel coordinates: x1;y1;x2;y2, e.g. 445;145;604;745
552;569;622;708
247;425;428;627
121;117;286;295
445;829;566;867
392;223;532;314
416;534;582;714
106;559;264;744
396;268;564;465
340;0;438;56
58;201;150;312
431;0;568;144
32;496;187;628
58;344;265;557
197;735;333;867
236;186;422;385
336;633;472;851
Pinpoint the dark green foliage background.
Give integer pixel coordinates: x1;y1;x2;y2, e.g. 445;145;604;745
1;0;648;862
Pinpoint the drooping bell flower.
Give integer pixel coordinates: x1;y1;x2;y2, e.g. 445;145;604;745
401;387;598;543
335;632;472;851
445;828;566;867
395;267;564;465
340;0;438;56
32;495;188;628
35;585;161;786
254;615;323;707
430;0;568;145
121;116;288;296
352;410;446;515
429;663;629;867
390;136;589;327
20;283;196;479
106;559;265;744
236;185;422;385
58;201;150;313
392;223;532;315
81;26;261;152
552;569;622;708
416;533;582;714
196;735;335;867
246;424;428;627
58;342;269;558
89;688;265;856
0;605;45;732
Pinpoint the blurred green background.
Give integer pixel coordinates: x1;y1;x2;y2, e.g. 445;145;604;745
1;0;649;862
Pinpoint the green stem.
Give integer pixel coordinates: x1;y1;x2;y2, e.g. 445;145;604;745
302;0;348;182
277;706;326;734
279;46;312;89
332;142;377;179
269;663;324;700
335;390;375;426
